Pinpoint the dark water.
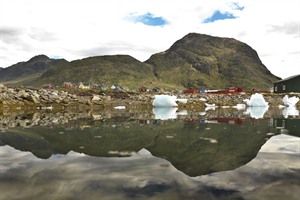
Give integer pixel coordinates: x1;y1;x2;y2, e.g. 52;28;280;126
0;107;299;200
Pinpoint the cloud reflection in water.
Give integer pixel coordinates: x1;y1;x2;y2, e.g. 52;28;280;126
0;134;299;200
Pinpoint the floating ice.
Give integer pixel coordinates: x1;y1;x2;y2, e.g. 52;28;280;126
232;104;246;110
153;107;178;120
282;95;299;107
199;98;207;102
177;110;188;116
199;112;207;116
205;103;216;107
243;93;269;107
114;106;126;109
283;107;299;118
153;95;187;107
221;106;230;108
176;99;188;104
205;106;216;111
245;106;268;119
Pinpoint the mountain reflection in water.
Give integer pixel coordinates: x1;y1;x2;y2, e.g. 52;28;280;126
0;108;299;200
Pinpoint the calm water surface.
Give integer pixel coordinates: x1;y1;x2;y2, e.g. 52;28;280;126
0;107;299;200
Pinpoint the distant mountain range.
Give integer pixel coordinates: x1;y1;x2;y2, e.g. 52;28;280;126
0;33;280;89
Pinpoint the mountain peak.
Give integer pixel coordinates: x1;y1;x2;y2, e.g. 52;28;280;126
146;33;279;89
28;55;50;62
0;33;280;89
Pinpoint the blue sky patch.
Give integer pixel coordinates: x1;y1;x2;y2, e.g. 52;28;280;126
127;12;167;26
50;55;62;59
203;10;237;23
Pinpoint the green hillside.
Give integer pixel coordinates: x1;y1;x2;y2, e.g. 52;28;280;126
0;33;280;90
146;33;280;89
31;55;158;88
0;55;68;85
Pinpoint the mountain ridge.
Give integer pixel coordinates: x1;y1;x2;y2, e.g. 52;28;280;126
145;33;279;89
0;33;280;89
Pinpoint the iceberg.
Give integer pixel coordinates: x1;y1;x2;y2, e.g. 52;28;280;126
176;98;188;104
245;106;268;119
153;95;187;107
282;107;299;118
153;107;178;120
153;95;178;107
243;93;269;107
282;95;299;107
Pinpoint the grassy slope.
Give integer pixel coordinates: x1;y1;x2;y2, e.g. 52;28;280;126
1;33;280;90
146;33;280;90
31;55;160;89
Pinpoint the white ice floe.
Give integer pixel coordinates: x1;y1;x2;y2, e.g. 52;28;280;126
205;106;216;111
232;104;246;110
199;98;207;102
221;106;230;108
153;107;178;120
199;112;207;116
176;99;188;104
114;106;126;109
243;93;269;107
205;103;216;107
153;95;187;107
177;110;188;116
282;107;299;118
282;95;299;107
245;106;269;119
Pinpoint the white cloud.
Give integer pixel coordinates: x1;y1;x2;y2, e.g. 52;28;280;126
0;0;299;78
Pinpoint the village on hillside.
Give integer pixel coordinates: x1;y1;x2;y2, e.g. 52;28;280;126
41;74;300;95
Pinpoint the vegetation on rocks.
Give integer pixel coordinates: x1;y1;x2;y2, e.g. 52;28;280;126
0;33;280;90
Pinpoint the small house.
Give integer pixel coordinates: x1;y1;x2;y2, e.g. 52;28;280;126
138;86;148;92
43;84;54;89
79;82;90;89
273;75;300;93
152;87;161;93
62;82;76;88
111;85;123;91
183;89;199;94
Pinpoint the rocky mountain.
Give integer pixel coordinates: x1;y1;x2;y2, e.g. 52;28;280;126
0;55;68;85
0;33;280;89
146;33;280;89
31;55;157;88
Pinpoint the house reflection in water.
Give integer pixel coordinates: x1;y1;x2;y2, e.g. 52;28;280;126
273;118;300;137
205;117;245;125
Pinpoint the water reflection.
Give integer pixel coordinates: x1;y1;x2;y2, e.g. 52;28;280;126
0;134;299;200
245;106;269;119
273;118;300;137
0;108;299;199
282;107;299;118
0;109;279;176
153;107;178;120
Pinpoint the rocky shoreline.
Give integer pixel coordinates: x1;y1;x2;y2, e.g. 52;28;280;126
1;84;299;113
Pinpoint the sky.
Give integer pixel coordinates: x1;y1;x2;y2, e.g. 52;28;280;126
0;0;299;79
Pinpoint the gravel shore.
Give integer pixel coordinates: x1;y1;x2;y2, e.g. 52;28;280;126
1;85;299;112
